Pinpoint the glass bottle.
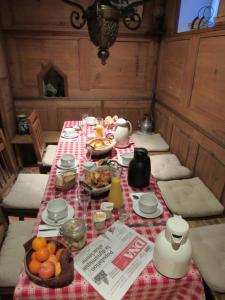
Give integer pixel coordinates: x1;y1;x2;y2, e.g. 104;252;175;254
108;175;123;209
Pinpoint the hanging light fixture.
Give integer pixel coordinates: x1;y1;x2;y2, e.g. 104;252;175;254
63;0;153;65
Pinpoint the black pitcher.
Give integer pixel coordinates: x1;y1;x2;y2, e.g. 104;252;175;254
128;148;150;188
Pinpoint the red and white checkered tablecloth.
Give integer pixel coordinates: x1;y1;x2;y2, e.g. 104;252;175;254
14;121;204;300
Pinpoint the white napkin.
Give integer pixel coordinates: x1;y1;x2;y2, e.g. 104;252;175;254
37;224;60;237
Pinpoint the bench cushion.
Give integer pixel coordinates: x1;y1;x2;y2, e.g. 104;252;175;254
2;174;49;209
190;224;225;292
0;219;35;287
158;177;224;217
132;132;169;152
42;145;57;166
150;154;192;181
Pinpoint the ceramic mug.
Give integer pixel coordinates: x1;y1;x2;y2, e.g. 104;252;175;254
121;152;134;165
47;198;68;221
139;193;158;214
61;153;75;168
63;128;75;138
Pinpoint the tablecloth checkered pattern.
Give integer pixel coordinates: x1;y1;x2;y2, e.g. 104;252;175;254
14;121;204;300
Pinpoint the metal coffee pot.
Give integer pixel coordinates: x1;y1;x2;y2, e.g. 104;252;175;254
138;114;153;133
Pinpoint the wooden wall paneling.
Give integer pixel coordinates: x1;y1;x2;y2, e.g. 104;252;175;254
103;100;151;130
189;34;225;146
195;146;225;201
0;0;154;35
156;37;190;107
155;102;225;202
90;41;154;97
79;39;92;91
164;0;180;36
215;0;225;25
6;36;79;98
56;100;101;128
154;106;173;143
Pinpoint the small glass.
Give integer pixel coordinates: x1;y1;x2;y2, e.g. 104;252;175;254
81;113;88;134
77;185;91;221
118;207;130;222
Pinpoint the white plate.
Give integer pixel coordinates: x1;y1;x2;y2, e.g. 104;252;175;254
41;204;75;226
61;132;78;139
133;199;163;219
56;159;79;170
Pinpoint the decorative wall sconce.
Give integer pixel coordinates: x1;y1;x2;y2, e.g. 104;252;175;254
63;0;153;65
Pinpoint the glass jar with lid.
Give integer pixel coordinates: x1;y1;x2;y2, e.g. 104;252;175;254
60;218;87;251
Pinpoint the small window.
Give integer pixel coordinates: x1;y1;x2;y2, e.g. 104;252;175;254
177;0;220;33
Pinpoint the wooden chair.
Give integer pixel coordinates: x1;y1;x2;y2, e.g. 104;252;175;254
0;128;49;220
0;207;35;299
27;110;57;173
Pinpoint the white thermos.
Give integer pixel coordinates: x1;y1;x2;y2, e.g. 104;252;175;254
153;215;192;279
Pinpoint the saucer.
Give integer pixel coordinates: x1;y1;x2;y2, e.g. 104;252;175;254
61;132;78;139
41;204;75;226
117;154;129;167
85;117;97;125
56;159;79;170
133;199;163;219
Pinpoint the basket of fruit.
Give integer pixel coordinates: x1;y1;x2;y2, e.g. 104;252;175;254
24;237;74;288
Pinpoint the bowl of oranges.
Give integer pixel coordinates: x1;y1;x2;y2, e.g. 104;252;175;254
24;236;74;288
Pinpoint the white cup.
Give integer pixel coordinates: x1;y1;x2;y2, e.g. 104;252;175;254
63;128;75;138
61;153;75;168
47;199;68;221
139;193;158;214
121;152;134;165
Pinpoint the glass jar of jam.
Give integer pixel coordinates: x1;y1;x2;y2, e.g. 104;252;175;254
60;218;86;251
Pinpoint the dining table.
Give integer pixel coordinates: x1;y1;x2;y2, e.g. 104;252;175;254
13;120;205;300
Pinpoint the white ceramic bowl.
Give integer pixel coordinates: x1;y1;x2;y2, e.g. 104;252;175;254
85;116;97;125
121;152;134;165
63;128;76;138
61;153;75;168
139;193;158;214
47;199;68;221
87;138;116;156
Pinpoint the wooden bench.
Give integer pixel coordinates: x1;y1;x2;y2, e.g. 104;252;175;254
11;131;60;145
11;131;60;167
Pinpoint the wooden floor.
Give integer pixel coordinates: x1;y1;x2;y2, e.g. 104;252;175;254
11;166;225;300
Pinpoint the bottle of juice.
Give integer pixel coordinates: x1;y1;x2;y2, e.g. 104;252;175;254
108;176;123;209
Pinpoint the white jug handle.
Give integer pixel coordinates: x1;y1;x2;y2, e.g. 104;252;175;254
171;234;183;246
127;120;132;134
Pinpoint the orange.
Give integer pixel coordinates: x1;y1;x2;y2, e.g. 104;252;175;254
35;247;50;262
28;259;41;275
46;241;57;255
32;237;47;251
31;252;37;260
55;248;65;261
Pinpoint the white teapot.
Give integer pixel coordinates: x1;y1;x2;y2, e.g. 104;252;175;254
114;118;132;148
153;215;192;279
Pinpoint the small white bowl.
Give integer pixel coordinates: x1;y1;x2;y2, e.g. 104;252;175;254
121;152;134;165
139;193;158;214
47;199;68;221
61;153;75;168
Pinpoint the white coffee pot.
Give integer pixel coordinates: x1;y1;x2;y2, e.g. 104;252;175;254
153;215;192;279
114;118;132;148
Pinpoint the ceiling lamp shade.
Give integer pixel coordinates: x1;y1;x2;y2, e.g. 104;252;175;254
63;0;153;64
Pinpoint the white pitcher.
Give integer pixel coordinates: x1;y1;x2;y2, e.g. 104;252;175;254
114;118;132;148
153;215;192;279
